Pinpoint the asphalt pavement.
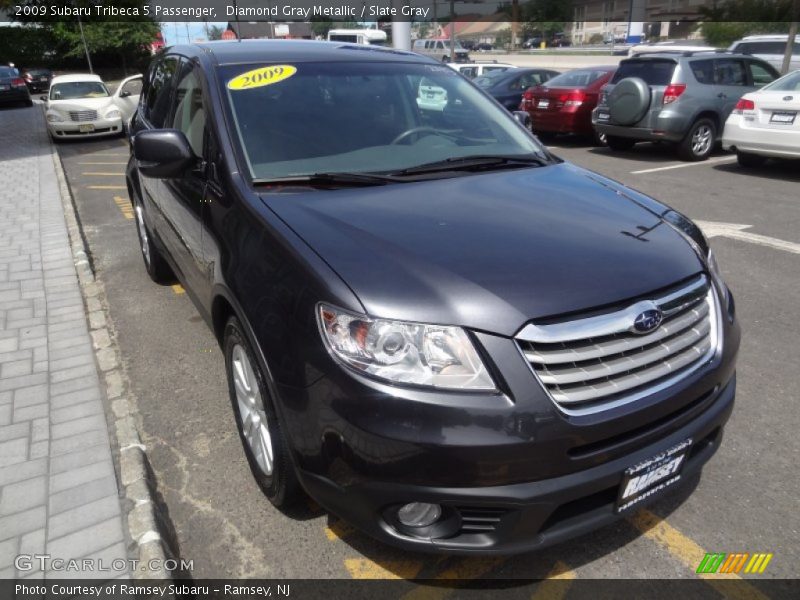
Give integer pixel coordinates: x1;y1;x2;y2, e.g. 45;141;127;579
53;127;799;591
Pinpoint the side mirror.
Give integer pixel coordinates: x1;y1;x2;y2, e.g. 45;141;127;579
513;110;532;129
133;129;196;179
119;90;131;98
40;95;47;101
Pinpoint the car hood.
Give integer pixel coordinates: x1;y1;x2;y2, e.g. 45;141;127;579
47;97;114;112
261;163;703;336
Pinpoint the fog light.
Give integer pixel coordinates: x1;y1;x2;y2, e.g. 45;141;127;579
397;502;441;528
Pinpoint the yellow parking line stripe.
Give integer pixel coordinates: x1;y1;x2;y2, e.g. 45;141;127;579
629;510;769;600
400;557;504;600
324;519;356;541
171;284;185;295
88;185;126;190
531;561;576;600
82;172;125;176
113;196;134;220
345;558;423;579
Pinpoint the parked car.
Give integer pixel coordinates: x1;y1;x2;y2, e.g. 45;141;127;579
475;42;494;52
728;34;800;73
416;77;448;112
127;40;739;555
449;61;517;79
722;69;800;166
0;65;33;107
412;38;470;62
520;66;616;143
473;67;560;110
44;74;126;140
593;52;780;160
20;67;52;94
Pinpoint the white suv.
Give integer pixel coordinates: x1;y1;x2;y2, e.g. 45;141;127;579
728;35;800;72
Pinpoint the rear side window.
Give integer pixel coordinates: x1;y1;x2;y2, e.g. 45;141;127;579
612;60;675;86
748;61;779;86
143;56;179;128
690;60;715;84
714;59;746;86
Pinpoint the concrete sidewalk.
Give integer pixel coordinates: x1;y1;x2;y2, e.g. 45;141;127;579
0;106;130;579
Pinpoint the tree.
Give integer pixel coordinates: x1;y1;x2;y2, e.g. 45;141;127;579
700;0;792;46
208;25;225;41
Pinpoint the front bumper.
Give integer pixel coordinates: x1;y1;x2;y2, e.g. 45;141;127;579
277;295;740;554
297;377;734;554
48;117;122;139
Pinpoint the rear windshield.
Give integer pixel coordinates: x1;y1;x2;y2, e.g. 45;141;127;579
544;69;612;88
763;70;800;91
612;60;675;86
26;69;50;76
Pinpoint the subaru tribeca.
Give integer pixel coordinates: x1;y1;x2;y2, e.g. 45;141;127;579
126;41;739;554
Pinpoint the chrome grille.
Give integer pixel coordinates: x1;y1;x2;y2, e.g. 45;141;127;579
516;275;718;414
69;110;98;122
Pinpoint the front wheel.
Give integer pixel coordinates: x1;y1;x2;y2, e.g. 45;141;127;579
605;135;637;151
678;118;716;161
224;317;302;508
131;188;175;284
736;151;767;168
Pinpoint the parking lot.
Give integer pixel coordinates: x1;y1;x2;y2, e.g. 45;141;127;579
51;116;799;591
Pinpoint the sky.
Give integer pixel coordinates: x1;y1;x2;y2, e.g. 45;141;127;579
160;22;228;44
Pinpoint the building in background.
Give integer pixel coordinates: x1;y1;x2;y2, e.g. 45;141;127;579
226;22;313;40
571;0;713;45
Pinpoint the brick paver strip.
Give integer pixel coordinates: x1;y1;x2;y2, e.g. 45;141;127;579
0;106;129;578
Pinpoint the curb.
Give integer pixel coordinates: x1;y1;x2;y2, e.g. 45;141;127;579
49;137;174;580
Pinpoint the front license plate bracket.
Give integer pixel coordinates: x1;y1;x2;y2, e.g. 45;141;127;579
616;438;692;513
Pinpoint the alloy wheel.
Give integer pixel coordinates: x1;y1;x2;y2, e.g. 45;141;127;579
232;344;274;476
691;124;712;156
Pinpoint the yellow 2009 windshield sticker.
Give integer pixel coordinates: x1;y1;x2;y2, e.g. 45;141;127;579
227;65;297;90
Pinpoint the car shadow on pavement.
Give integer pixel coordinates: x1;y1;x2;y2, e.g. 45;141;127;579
328;473;701;583
588;142;733;164
712;159;800;183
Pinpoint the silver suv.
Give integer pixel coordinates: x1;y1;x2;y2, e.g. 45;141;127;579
592;52;780;160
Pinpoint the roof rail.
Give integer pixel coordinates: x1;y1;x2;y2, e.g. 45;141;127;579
681;49;730;56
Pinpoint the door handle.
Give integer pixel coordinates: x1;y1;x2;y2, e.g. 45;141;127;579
717;93;727;98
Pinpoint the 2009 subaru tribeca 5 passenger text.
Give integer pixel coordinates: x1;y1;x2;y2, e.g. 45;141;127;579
126;41;740;554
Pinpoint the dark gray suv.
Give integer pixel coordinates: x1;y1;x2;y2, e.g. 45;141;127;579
593;52;779;160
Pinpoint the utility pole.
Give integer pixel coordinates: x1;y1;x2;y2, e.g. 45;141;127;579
511;0;519;52
449;0;455;61
781;0;799;74
76;14;93;74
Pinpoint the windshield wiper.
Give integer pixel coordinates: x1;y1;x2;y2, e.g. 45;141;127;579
253;172;401;188
391;154;550;177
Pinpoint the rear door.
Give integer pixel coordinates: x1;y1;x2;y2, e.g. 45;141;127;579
713;58;749;118
598;58;677;125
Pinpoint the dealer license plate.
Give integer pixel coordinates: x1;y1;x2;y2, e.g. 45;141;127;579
79;124;95;133
770;111;796;124
537;99;550;109
616;438;692;513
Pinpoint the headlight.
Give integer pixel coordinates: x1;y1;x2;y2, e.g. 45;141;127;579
317;304;496;391
46;112;63;122
706;249;728;298
105;109;121;119
664;210;728;298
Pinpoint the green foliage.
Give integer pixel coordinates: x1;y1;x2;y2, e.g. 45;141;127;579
208;25;225;41
699;0;794;21
588;33;604;45
702;21;788;46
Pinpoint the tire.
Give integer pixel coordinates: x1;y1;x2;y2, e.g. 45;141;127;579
605;135;636;151
130;186;175;284
24;98;33;107
534;131;557;142
736;151;766;168
224;316;302;508
678;118;716;161
593;130;608;146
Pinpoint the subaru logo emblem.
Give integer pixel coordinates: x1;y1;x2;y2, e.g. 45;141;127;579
633;308;663;334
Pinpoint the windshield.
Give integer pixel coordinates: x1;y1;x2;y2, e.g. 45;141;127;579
473;72;505;88
50;81;109;100
762;71;800;91
222;61;546;181
544;69;612;88
0;67;16;78
26;69;50;77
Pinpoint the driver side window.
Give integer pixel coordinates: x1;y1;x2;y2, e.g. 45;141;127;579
171;63;206;157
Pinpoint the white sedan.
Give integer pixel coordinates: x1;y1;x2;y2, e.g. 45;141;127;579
722;69;800;166
44;73;141;140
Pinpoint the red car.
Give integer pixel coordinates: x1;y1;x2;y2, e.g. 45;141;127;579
520;66;616;143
